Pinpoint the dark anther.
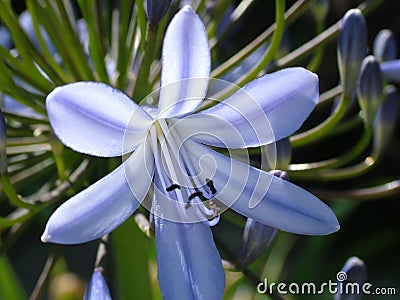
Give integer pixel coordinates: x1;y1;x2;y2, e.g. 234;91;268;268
166;184;180;192
189;191;203;201
206;178;217;194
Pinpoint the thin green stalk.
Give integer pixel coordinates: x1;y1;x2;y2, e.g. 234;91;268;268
210;0;258;47
289;126;372;173
29;246;63;300
274;0;384;69
0;209;33;228
0;1;60;89
207;0;286;102
328;114;363;137
49;136;67;181
53;0;95;79
307;22;325;72
25;5;73;83
290;95;352;147
0;58;47;114
0;46;56;93
132;22;159;102
77;0;110;83
206;0;234;38
291;153;376;181
210;0;309;79
115;0;135;89
312;178;400;201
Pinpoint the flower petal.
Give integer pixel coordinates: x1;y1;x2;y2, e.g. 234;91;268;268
158;5;210;118
380;59;400;82
41;140;154;244
174;67;319;148
153;186;225;300
84;270;112;300
185;141;339;235
47;82;153;157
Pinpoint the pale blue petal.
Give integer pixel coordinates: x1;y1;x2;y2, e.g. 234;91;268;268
153;175;225;300
185;141;339;235
47;82;153;157
380;59;400;82
174;67;318;148
41;140;154;244
84;270;112;300
158;5;210;118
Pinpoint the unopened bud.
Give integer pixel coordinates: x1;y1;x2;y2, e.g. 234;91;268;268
146;0;172;25
380;59;400;83
373;85;398;156
357;55;384;125
373;29;397;62
84;268;112;300
238;170;289;267
239;218;278;267
338;9;367;98
334;257;367;300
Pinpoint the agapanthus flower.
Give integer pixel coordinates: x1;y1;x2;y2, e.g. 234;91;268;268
42;5;339;299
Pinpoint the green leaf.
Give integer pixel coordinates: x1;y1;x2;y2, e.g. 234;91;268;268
0;254;27;300
112;217;153;299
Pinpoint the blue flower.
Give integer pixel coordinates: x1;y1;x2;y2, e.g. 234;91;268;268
42;5;339;299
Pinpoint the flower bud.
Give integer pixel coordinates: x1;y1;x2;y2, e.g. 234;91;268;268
357;55;384;125
239;171;288;267
373;29;397;62
338;9;367;98
263;138;292;170
334;257;367;300
0;108;7;175
373;85;398;156
84;268;112;300
380;59;400;83
146;0;172;25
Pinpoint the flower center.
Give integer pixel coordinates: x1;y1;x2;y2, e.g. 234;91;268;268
149;119;220;225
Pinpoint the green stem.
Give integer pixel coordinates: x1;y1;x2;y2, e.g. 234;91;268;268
210;0;309;79
29;246;63;300
312;178;400;201
291;95;352;147
0;209;33;228
132;22;159;101
289;126;372;173
49;136;67;181
0;175;36;209
307;22;325;72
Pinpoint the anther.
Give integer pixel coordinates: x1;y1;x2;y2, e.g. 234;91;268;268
166;184;180;192
188;191;203;201
206;178;217;194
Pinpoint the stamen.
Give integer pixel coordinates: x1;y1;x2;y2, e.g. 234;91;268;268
206;178;217;194
188;191;203;201
166;184;180;192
